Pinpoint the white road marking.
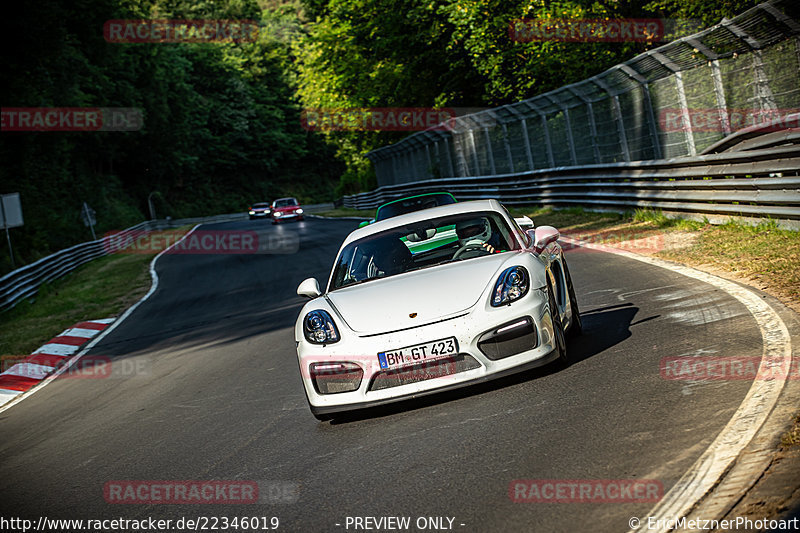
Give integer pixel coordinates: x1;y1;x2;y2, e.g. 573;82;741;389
61;327;104;338
0;224;202;414
562;237;793;533
0;388;21;403
32;343;79;356
3;363;57;380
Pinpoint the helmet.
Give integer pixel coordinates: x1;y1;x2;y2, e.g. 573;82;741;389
455;217;491;247
366;236;412;277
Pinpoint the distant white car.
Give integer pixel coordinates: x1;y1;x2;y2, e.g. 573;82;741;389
295;199;581;420
248;202;272;220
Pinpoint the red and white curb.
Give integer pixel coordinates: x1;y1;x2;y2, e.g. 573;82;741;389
0;318;115;406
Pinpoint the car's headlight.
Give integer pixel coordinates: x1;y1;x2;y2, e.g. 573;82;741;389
274;211;282;217
249;210;255;215
296;208;304;214
491;266;529;307
303;310;340;344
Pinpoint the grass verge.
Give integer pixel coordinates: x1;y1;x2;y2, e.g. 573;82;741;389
511;206;800;312
0;223;194;359
0;253;155;359
781;413;800;448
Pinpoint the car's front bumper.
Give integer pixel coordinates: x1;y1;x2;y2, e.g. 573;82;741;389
295;288;558;415
274;212;303;221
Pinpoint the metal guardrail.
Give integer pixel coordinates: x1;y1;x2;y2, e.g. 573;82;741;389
343;144;800;223
0;212;254;313
0;204;338;313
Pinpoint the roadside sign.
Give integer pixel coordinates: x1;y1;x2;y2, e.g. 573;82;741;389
81;202;97;240
1;193;23;229
81;202;96;227
1;192;22;269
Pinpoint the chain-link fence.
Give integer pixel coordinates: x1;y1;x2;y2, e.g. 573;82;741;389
366;0;800;188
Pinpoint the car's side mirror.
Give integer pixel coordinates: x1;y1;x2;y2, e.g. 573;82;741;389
358;221;370;228
531;226;560;252
297;277;322;298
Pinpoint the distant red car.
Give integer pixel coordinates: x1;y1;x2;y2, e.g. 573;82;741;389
271;197;304;224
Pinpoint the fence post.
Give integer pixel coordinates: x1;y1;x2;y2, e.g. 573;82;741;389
685;37;731;136
443;135;455;177
483;127;497;175
523;101;555;167
650;51;696;156
720;18;775;111
619;64;663;160
502;122;515;173
503;105;534;170
467;127;481;176
593;77;632;161
545;94;578;165
566;86;602;163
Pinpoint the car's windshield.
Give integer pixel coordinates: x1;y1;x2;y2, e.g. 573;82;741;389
275;198;298;207
252;203;269;208
375;193;456;221
330;211;519;290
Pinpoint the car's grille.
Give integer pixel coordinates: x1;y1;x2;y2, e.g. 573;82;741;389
368;354;481;391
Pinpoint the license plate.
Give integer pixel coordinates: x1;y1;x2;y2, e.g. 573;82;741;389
378;337;459;370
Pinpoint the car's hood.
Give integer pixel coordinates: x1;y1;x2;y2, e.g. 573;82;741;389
326;254;511;335
275;205;299;212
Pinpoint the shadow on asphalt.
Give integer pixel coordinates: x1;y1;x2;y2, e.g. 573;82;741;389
327;304;643;424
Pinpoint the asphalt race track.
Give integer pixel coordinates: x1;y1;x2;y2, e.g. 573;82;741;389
0;217;768;531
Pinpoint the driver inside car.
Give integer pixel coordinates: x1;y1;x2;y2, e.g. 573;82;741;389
455;217;503;254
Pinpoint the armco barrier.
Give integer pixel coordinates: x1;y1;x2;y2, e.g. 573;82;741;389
0;214;208;312
0;204;335;313
344;143;800;225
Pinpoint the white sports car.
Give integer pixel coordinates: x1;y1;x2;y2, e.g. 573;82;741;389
295;199;581;420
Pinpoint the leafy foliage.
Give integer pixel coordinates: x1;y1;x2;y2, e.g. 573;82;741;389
1;0;764;273
1;0;342;273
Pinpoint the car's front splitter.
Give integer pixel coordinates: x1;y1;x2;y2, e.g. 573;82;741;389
307;348;560;416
